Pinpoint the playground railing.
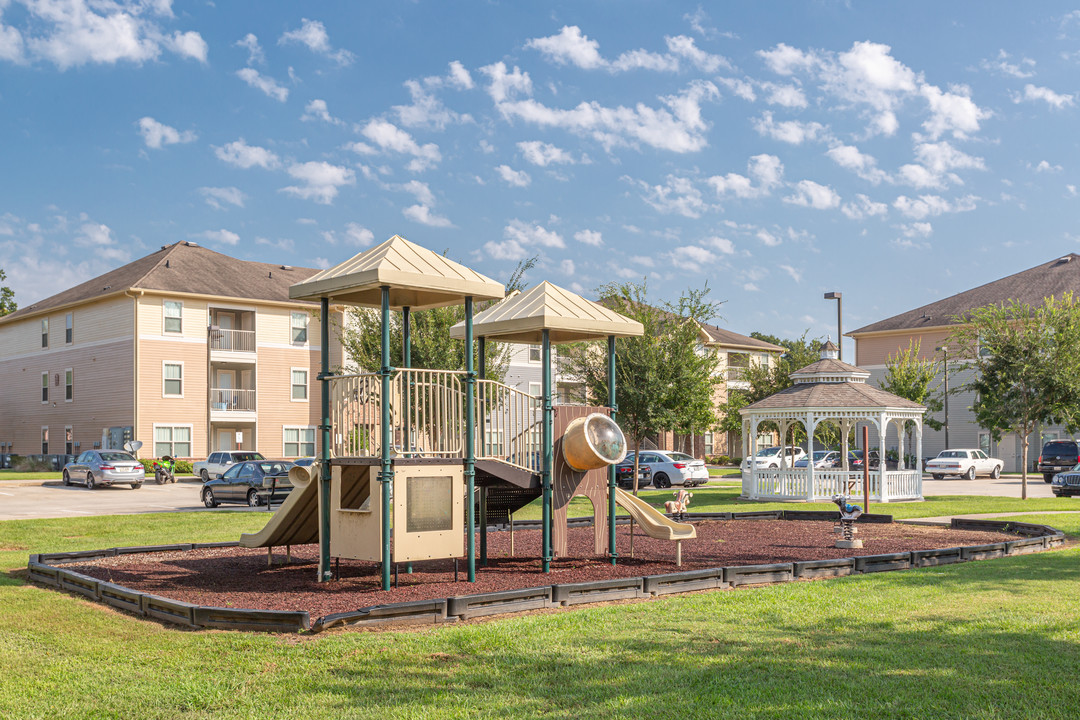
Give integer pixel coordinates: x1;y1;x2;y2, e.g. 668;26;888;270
475;379;542;474
329;373;382;457
393;368;465;459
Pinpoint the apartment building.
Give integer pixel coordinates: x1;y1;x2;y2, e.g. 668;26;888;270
0;241;341;461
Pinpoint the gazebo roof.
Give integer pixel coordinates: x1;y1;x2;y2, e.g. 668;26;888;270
789;357;871;383
448;281;644;344
289;235;505;310
742;382;924;411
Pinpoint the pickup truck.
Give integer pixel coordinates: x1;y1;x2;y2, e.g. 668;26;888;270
193;450;266;481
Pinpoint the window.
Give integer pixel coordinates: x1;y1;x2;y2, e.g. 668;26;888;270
41;372;48;403
979;433;992;456
41;318;48;348
291;312;308;344
529;381;541;409
164;300;182;334
65;313;73;344
163;362;183;397
41;427;49;454
65;369;73;402
528;344;541;362
154;426;191;458
291;369;308;400
284;427;316;457
484;429;504;456
704;431;714;456
65;426;73;455
726;352;750;381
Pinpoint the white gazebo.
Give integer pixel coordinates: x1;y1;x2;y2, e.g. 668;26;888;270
739;341;926;503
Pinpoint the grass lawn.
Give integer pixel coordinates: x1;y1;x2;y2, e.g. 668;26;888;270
708;467;741;477
2;506;1079;719
0;469;61;481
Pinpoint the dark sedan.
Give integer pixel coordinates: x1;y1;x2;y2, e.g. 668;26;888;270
615;460;652;489
1051;464;1080;497
201;460;295;508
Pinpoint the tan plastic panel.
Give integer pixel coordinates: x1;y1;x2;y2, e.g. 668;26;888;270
329;464;382;562
393;464;464;562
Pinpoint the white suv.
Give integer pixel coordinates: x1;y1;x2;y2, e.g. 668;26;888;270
193;451;266;481
743;446;807;470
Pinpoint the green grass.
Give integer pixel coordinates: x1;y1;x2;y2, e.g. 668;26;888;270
708;467;741;477
0;470;61;481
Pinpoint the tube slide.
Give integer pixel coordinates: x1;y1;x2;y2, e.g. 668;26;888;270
613;488;696;541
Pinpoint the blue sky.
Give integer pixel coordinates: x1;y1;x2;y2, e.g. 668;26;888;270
3;2;1080;355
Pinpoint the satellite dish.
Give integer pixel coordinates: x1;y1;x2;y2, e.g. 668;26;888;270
123;440;144;454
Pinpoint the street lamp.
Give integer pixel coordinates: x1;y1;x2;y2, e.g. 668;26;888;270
936;345;949;449
824;292;842;361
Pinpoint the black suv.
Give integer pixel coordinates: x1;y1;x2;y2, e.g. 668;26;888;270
1038;440;1080;483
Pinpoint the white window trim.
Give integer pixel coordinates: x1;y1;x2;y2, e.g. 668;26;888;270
283;425;317;457
163;299;183;335
163;360;184;398
41;371;49;404
291;312;309;346
153;423;194;458
65;312;73;345
290;367;309;402
64;367;73;403
527;344;541;363
41;318;49;349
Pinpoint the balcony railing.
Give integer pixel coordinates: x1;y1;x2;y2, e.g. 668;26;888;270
209;328;255;353
210;388;256;412
725;366;748;381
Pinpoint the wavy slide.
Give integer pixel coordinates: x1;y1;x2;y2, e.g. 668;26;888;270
239;466;321;549
613;488;697;541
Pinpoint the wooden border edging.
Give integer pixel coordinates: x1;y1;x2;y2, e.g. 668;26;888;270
26;518;1068;634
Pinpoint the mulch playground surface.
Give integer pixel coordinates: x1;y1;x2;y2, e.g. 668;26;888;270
71;520;1014;619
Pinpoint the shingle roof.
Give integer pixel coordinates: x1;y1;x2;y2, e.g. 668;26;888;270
743;381;924;410
0;242;320;324
850;253;1080;335
790;357;869;380
698;322;785;352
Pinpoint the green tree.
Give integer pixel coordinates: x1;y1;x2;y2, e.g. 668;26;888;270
340;257;536;382
561;280;723;493
0;268;15;317
950;293;1080;499
877;339;944;465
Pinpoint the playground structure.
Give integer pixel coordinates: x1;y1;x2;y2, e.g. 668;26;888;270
239;235;696;590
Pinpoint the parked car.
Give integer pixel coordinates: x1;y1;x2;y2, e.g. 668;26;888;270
794;450;843;469
925;449;1004;480
63;450;145;489
742;446;807;471
193;450;266;481
1039;440;1080;483
615;460;652;489
1051;463;1080;497
626;451;708;488
201;460;295;507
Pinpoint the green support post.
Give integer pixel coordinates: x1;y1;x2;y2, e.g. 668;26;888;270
478;337;488;567
464;297;476;582
541;329;553;572
607;335;618;566
379;286;392;591
403;306;412;575
318;297;332;582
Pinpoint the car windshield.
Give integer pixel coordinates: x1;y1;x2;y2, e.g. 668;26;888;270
812;451;831;460
937;451;966;458
758;447;782;457
100;452;137;462
1045;441;1078;454
668;452;695;461
233;452;265;462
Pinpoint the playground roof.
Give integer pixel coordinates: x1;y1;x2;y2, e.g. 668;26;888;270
449;281;645;344
289;235;505;310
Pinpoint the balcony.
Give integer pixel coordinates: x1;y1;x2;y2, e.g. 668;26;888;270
210;388;256;420
210;328;256;353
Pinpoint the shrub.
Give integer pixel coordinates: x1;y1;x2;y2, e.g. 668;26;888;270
14;455;52;472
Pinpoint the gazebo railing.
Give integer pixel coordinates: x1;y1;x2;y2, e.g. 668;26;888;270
745;469;923;502
884;470;921;500
750;470;808;500
811;471;880;499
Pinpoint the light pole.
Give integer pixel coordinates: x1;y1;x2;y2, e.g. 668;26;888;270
936;345;949;449
824;292;842;361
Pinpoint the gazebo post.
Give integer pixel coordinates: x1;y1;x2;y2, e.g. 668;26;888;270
379;285;392;591
541;328;553;573
916;419;924;498
749;420;759;500
607;334;618;566
806;413;815;501
465;296;476;583
878;412;888;503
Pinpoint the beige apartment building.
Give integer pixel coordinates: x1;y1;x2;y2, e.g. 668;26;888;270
0;241;341;462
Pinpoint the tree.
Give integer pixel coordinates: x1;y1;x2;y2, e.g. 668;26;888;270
877;339;944;465
561;280;723;493
339;257;536;382
0;268;15;317
950;293;1080;499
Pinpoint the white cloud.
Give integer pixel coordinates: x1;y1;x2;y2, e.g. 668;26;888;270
753;111;829;145
280;161;355;204
496;165;531;187
708;153;784;199
0;20;25;64
756;229;781;247
634;174;708;218
758;43;820;75
198;186;246;210
717;76;756;101
279;18;354;66
479;62;533;103
779;264;802;282
610;48;679;72
403;204;452;228
353;120;442;172
1012;84;1075;109
393;79;470;129
841;194;889;220
670;245;720;269
523;26;729;75
447;60;473;89
214;139;281;170
1068;184;1078;197
706;236;735;254
665;34;730;72
827;41;917;137
783;180;841;209
560;259;576;276
1035;160;1063;173
136;116;196;149
893;194;978;220
344;223;374;246
518;140;575;167
301;99;343;125
896;141;986;189
236;68;288;102
761;82;807;108
574;229;603;247
920;83;990;140
826;144;890;184
167;30;207;63
236;33;263;65
525;25;605;70
194;229;240;246
980;50;1035;79
398;180;435;207
504;219;565;248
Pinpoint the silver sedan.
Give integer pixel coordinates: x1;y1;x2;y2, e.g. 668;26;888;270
63;450;145;489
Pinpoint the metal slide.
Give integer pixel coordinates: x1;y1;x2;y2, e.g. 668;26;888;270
239;467;320;548
613;487;697;541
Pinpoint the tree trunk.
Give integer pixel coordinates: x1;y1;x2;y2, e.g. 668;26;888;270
1020;434;1028;500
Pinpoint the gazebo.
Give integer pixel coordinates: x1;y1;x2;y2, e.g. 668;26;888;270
739;341;926;503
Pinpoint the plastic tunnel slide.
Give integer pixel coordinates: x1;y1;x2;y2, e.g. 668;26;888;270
239;465;321;549
613;488;697;541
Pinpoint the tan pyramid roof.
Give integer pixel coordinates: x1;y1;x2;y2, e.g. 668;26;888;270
449;281;644;344
289;235;504;309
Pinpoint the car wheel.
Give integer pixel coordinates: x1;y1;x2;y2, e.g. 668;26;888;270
131;482;142;489
932;474;943;480
768;463;778;469
63;470;70;486
85;472;95;490
203;488;219;508
654;473;671;488
965;466;976;481
200;469;210;482
990;465;1001;479
247;489;261;507
1044;475;1054;484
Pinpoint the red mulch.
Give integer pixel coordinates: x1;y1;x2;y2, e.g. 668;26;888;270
70;520;1014;619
